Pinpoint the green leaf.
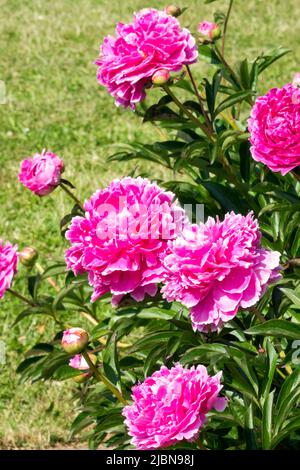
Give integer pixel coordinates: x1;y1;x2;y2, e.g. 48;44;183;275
13;307;54;325
198;45;221;65
244;400;257;450
52;279;86;311
257;47;291;75
102;332;121;388
239;59;250;89
181;344;229;365
280;288;300;309
70;412;94;437
275;367;300;433
259;202;300;217
137;308;175;320
90;325;110;341
201;181;248;213
245;320;300;340
143;103;181;123
262;390;274;449
214;90;254;117
261;341;277;405
228;347;259;397
291;227;300;258
271;416;300;449
40;263;67;280
239;140;251;183
41;351;71;380
132;330;182;352
52;365;84;380
144;344;165;376
25;343;54;357
28;274;41;299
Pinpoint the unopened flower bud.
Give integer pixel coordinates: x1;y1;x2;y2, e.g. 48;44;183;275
152;69;171;86
69;353;97;370
19;246;38;267
198;21;221;41
293;73;300;88
165;5;182;17
61;327;89;354
72;373;90;384
69;353;97;383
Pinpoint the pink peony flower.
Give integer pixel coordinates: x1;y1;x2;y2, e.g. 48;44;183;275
65;177;187;305
19;150;64;196
122;363;227;450
248;84;300;175
161;212;281;332
95;8;197;109
69;354;89;370
61;328;89;354
197;21;221;40
0;240;18;299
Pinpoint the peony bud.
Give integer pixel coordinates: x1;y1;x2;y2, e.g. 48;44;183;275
18;151;64;197
19;246;38;268
72;373;90;384
198;21;221;41
293;73;300;88
69;353;97;383
61;327;89;355
69;353;97;370
165;5;182;17
152;69;171;86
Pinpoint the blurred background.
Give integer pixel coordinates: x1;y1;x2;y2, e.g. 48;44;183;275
0;0;299;449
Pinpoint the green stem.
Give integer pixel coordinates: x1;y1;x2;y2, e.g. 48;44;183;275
221;0;234;56
213;44;240;88
162;85;214;141
7;288;36;307
82;351;127;405
60;183;84;210
185;65;214;133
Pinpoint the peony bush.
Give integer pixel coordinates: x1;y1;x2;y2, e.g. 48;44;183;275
3;2;300;450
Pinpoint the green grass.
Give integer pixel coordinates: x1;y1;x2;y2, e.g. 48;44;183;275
0;0;299;449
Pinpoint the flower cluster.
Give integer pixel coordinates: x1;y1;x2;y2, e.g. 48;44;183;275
65;177;186;305
95;8;197;108
0;241;18;299
248;84;300;175
19;150;64;196
123;363;226;450
161;212;281;332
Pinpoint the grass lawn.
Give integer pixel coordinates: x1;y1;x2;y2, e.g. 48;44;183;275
0;0;299;449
